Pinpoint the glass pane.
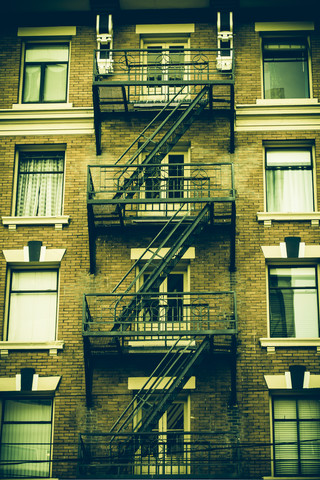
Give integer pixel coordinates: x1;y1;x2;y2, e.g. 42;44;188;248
8;291;57;342
269;268;318;338
12;271;57;291
266;169;313;212
1;424;51;477
300;422;320;474
25;44;69;62
274;422;299;475
23;65;41;102
43;64;67;102
17;155;64;217
263;39;309;99
168;46;184;81
4;399;52;422
168;154;184;199
274;399;297;419
147;47;163;82
298;399;320;419
266;149;311;167
270;268;316;288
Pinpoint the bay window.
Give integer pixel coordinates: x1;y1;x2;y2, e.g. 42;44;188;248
16;151;64;217
273;396;320;476
22;43;69;103
263;37;310;99
269;266;319;338
7;270;58;342
0;398;53;478
265;148;314;213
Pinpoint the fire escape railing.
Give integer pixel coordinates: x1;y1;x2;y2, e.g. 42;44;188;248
88;162;235;215
83;291;237;338
78;431;243;479
93;48;234;87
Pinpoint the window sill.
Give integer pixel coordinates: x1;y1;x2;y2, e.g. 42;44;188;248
0;341;64;356
257;212;320;226
260;338;320;353
12;103;73;110
256;98;319;106
2;216;70;230
264;477;318;480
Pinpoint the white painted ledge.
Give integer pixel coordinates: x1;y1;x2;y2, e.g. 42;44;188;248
0;107;94;135
257;212;320;227
260;338;320;354
0;341;64;357
236;102;320;131
2;216;70;230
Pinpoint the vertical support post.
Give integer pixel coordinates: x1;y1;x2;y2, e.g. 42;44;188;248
87;203;96;275
229;334;237;406
83;337;94;409
229;83;235;154
92;84;102;156
229;200;236;272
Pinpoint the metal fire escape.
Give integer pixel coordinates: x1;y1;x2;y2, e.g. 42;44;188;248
81;46;237;477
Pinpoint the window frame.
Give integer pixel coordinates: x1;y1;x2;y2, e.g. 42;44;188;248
11;146;66;219
261;34;312;100
271;394;320;477
0;396;54;478
267;264;320;339
264;145;316;214
140;36;190;101
4;267;60;343
20;40;71;105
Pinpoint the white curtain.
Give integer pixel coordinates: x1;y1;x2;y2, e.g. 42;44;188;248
266;149;313;213
16;154;63;217
266;169;313;212
43;64;68;102
0;399;52;478
7;271;57;342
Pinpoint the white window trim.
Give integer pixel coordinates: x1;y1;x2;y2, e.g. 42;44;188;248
128;376;196;390
257;212;320;227
18;26;77;37
0;341;64;357
136;24;194;34
2;216;70;231
255;22;314;32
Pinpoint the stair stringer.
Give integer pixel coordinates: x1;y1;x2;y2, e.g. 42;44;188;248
114;86;211;202
112;203;211;332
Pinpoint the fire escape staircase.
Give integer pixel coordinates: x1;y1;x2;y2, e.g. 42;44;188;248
84;336;211;476
88;85;214;274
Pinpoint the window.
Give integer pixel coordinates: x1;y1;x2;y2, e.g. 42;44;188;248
263;37;310;99
0;398;53;478
139;272;188;333
15;151;64;217
134;398;189;475
269;267;319;338
265;148;314;213
272;396;320;476
7;270;58;342
142;38;188;101
22;43;69;103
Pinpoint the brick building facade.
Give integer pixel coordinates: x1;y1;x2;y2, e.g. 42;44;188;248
0;0;320;478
